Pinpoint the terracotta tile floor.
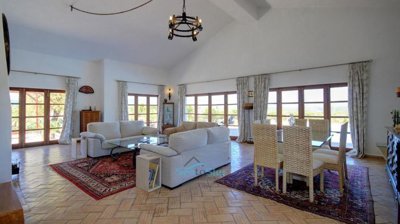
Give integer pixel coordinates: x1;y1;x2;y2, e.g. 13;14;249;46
11;141;396;224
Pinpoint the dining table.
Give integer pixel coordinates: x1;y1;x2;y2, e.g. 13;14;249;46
276;129;333;149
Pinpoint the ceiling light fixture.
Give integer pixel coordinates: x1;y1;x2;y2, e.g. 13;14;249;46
70;0;152;16
168;0;203;41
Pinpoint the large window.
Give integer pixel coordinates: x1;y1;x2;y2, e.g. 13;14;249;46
128;94;158;128
266;83;351;148
184;92;238;136
10;88;65;148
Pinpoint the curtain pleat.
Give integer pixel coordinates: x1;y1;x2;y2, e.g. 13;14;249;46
253;74;270;122
177;84;186;126
236;77;250;142
348;62;370;158
59;77;79;144
118;81;128;121
158;85;165;132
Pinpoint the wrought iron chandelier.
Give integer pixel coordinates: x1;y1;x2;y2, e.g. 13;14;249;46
168;0;203;41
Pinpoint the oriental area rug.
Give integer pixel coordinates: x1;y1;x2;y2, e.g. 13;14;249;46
216;164;374;224
50;153;135;200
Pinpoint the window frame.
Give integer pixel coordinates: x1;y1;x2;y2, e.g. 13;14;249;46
184;91;238;136
267;83;350;149
128;93;159;128
10;87;66;149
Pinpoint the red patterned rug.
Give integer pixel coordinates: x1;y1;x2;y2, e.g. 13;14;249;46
216;164;374;224
50;153;135;200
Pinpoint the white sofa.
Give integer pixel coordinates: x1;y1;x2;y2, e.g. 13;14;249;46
81;121;158;158
140;126;231;188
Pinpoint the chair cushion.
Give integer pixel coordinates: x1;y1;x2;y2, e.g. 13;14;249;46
87;122;121;140
314;148;339;156
140;144;178;157
313;153;339;165
120;121;144;138
312;159;325;170
206;127;230;144
169;129;208;153
175;126;186;133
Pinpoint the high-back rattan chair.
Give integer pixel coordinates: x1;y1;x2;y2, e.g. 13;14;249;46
253;124;282;191
309;119;330;142
282;126;325;202
295;119;307;127
313;122;349;192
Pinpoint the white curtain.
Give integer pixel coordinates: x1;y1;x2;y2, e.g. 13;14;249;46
59;77;79;145
177;84;186;126
348;62;370;158
236;77;250;143
157;85;165;131
118;81;128;121
253;74;269;122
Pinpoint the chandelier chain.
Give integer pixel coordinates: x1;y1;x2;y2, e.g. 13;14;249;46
70;0;152;16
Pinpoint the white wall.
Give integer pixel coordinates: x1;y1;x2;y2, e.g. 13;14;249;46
170;7;400;156
102;59;168;121
0;14;12;183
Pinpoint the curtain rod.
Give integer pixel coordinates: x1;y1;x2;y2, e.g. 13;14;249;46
116;80;164;87
179;59;372;86
11;69;80;79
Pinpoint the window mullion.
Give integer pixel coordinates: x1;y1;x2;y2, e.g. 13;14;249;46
21;89;26;147
194;96;198;122
44;90;50;144
135;95;138;121
147;96;150;126
277;90;282;129
299;87;304;119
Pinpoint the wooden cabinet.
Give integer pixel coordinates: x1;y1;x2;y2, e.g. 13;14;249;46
80;111;100;132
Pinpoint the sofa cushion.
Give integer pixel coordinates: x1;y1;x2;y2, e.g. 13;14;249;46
142;126;158;135
196;122;218;129
182;122;196;130
120;121;144;138
140;144;178;157
169;129;208;153
207;127;230;144
87;122;121;140
175;126;185;133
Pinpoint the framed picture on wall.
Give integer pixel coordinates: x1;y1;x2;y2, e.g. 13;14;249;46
163;103;174;125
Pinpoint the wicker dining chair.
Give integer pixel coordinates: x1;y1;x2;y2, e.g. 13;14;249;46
313;122;349;192
282;126;324;202
253;124;282;191
309;119;330;142
295;119;307;127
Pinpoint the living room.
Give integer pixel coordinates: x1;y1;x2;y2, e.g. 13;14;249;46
0;0;399;223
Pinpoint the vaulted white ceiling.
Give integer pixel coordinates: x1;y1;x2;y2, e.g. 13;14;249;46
2;0;233;69
2;0;398;69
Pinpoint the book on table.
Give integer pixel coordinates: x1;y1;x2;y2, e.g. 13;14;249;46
148;162;159;189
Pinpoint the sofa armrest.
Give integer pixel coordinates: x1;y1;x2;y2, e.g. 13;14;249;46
80;132;106;141
140;144;178;157
142;127;158;135
164;127;177;136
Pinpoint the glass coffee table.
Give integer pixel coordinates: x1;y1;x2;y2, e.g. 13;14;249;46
107;135;168;168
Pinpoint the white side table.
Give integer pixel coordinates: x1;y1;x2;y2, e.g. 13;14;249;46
136;154;161;192
71;138;86;159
